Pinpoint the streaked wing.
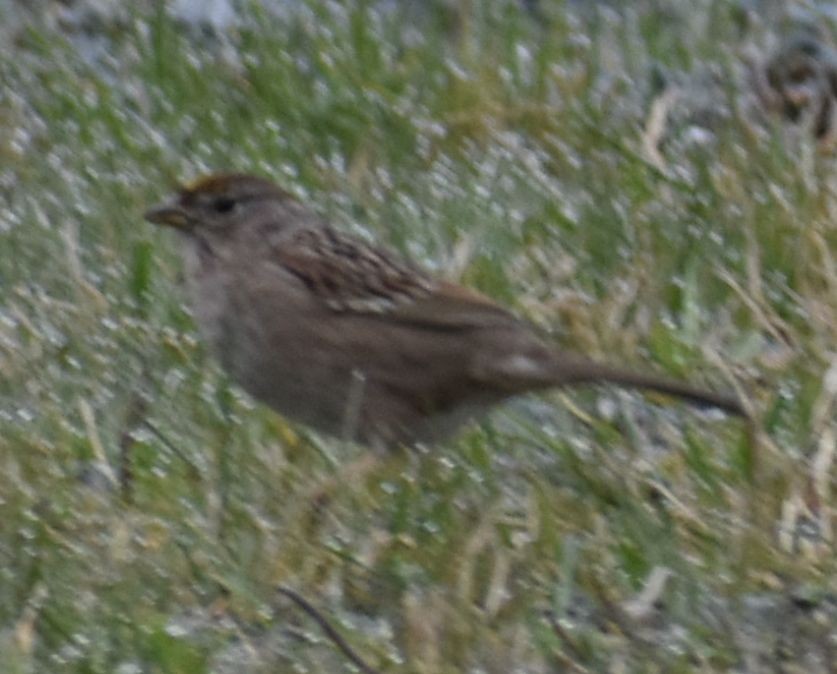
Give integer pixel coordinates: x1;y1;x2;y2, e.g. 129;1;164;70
388;281;522;329
275;226;521;329
275;226;437;313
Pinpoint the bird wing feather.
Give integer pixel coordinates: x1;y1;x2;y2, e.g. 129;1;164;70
275;226;436;313
275;226;518;329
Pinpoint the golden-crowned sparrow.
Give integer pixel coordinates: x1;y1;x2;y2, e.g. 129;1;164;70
145;173;745;448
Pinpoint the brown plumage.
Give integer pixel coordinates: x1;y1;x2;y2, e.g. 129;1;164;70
145;173;745;448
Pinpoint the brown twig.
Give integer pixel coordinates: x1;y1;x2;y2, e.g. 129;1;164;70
277;585;381;674
117;391;149;502
141;420;203;482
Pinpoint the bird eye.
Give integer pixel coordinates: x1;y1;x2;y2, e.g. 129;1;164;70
213;197;236;214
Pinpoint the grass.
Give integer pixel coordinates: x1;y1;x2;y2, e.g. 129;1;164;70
0;1;835;672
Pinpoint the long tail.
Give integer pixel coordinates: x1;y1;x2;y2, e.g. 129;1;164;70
547;355;746;417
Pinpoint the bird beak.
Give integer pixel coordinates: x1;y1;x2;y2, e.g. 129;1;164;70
144;199;191;229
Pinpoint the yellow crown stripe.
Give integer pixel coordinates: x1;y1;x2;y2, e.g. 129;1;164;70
181;174;236;194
